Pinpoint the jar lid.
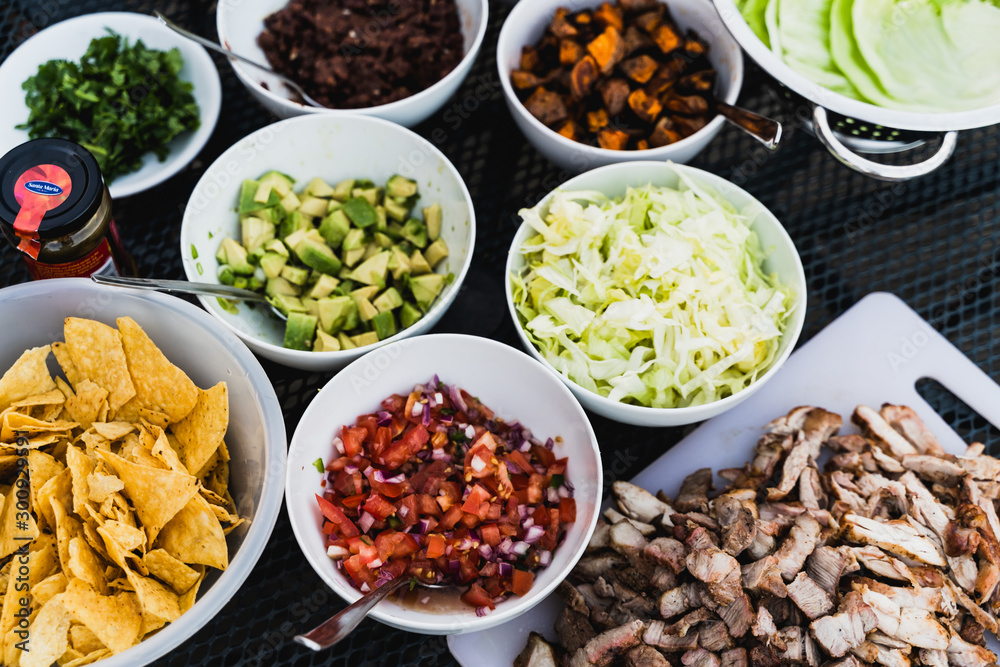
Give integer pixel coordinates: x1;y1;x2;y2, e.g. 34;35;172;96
0;139;104;245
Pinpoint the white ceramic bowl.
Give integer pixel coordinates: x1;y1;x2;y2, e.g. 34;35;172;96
180;114;476;372
505;162;807;427
497;0;743;173
0;12;221;199
216;0;489;127
286;334;602;634
0;278;285;667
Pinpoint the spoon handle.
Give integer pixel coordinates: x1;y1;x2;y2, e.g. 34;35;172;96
717;101;782;151
295;577;412;651
92;275;269;303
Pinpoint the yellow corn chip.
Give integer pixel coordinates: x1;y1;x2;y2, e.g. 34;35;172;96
171;382;228;475
222;518;247;535
10;389;65;409
86;472;123;504
142;549;200;595
156;493;228;571
32;572;68;607
96;525;146;576
123;564;180;625
100;520;145;553
0;346;56;412
117;317;198;423
77;429;110;454
177;566;206;614
63;648;113;666
96;399;109;424
66;446;96;517
69;625;105;655
28;449;64;522
50;491;82;578
39;402;65;422
0;455;19;480
63;380;109;430
60;579;141;654
138;409;170;429
0;471;38;558
51;342;80;388
193;448;219;481
148;427;186;474
1;412;77;442
21;594;70;667
67;537;108;595
0;543;57;646
91;421;135;442
64;318;135;413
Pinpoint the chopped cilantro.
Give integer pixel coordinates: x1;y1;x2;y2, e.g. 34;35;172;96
550;474;565;488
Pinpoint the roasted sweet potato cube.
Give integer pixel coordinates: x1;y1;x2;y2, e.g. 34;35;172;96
570;55;600;100
685;36;707;56
551;8;579;38
586;109;610;132
621;55;659;84
649;117;682;147
636;139;650;151
557;121;582;141
624;26;655;55
511;70;542;90
679;69;716;93
634;9;664;34
560;39;586;65
598;128;629;150
575;11;593;26
599;78;631;116
665;94;709;115
593;2;624;32
673;115;708;137
645;61;684;96
524;87;569;126
620;0;659;11
652;24;682;53
520;46;539;72
587;26;626;74
627;89;663;124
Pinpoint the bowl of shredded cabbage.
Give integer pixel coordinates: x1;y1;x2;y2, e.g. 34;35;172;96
505;162;806;427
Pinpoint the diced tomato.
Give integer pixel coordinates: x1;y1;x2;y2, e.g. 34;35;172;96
381;394;406;413
341;427;367;457
461;583;494;609
459;512;480;529
436;494;454;513
341;493;366;509
344;554;376;587
483;576;504;598
560;497;577;523
416;494;442;517
438;505;464;530
377;439;412;470
430;431;448;449
438;481;461;504
506;450;534;475
322;521;336;535
357;415;378;442
486;502;503;522
549;458;568;476
527;474;545;504
363;494;397;521
315;494;359;537
393;534;420;559
397;495;419;528
464;443;496;479
511;569;534;597
426;533;446;559
372;426;393;457
496;462;513;499
539;508;560;551
471;431;499;453
462;485;491;514
327;457;349;472
480;523;501;547
375;531;398;561
380;559;407;580
404;392;419;423
457;556;479;585
400;424;430;453
462;391;494;420
499;521;518;537
410;461;447;494
371;479;406;499
532;445;556;468
513;488;530;505
533;506;549;526
506;496;519;522
332;471;358;496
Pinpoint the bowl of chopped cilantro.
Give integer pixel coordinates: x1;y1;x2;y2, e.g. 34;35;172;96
0;12;221;198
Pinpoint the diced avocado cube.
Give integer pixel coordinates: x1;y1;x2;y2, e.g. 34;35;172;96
280;191;301;213
318;295;357;334
424;203;442;241
260;252;288;280
258;170;295;197
386;175;418;199
342;196;378;228
253;182;273;204
401;218;428;249
332;179;355;202
375;206;388;231
284;229;309;254
266;276;301;298
218;265;236;286
239;179;279;215
296;238;343;276
409;273;446;310
319;209;351;248
271;294;307;316
361;243;381;262
389;246;411;280
399;301;423;329
348;251;390;286
384;197;410;223
327;199;343;213
343;246;366;267
305;177;335;198
373;287;404;313
352;187;380;206
248;275;266;291
219;238;255;275
284;312;317;351
256;205;286;227
242;217;275;255
342;228;365;251
424;238;449;269
374;232;393;249
372;311;398;340
410;249;432;275
350;285;380;301
337;332;357;350
279;211;310;239
298;196;329;218
314;329;341;352
309;274;340;299
280;264;310;285
353;296;379;322
301;296;321;319
351;331;380;348
264;238;289;257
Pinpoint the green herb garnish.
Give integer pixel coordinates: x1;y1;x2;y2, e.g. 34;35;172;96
386;516;402;529
312;457;325;473
550;474;565;488
190;244;199;259
439;408;455;416
216;297;238;314
17;30;200;182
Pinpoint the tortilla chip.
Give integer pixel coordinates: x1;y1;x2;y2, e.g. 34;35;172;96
95;451;197;545
51;342;80;387
60;579;141;654
21;594;70;667
10;389;65;409
63;380;109;430
63;648;113;666
171;382;228;475
77;430;109;454
177;566;206;614
0;455;20;481
0;346;56;412
148;427;186;474
0;544;57;646
142;549;200;594
96;525;146;576
48;475;81;572
86;472;123;504
64;318;135;413
29;449;64;525
99;520;145;553
110;396;141;424
0;472;39;558
91;422;135;442
123;565;180;625
32;572;68;606
138;409;170;429
155;493;228;571
96;399;109;424
67;537;109;595
1;413;77;442
66;446;96;517
116;317;198;423
69;625;105;655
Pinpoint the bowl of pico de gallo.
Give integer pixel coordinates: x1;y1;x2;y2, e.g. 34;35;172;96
285;334;603;634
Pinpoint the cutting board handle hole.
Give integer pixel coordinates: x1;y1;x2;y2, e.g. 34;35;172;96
916;378;1000;455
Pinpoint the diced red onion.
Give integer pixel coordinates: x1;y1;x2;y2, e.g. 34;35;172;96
467;408;480;421
358;511;375;533
326;545;349;559
507;462;522;474
547;488;560;504
518;506;529;520
534;464;546;474
479;544;494;559
344;465;358;474
558;486;571;499
374;574;394;588
545;438;555;450
333;437;345;455
524;525;545;544
420;595;430;604
448;559;461;572
373;469;387;483
445;545;453;557
492;596;505;605
335;560;343;570
435;392;444;405
519;441;531;453
511;541;530;556
416;518;433;534
427;394;437;408
367;558;383;569
360;582;370;593
415;450;431;461
523;517;534;530
363;466;374;477
411;402;424;417
498;538;513;555
448;384;468;414
475;606;491;617
439;414;454;425
431;448;451;461
456;538;476;551
376;411;393;427
563;479;575;492
422;403;431;427
498;562;513;577
398;505;410;518
431;374;440;388
539;550;552;566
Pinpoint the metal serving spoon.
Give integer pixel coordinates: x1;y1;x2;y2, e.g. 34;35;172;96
91;275;288;321
154;11;326;108
295;578;449;651
717;101;782;150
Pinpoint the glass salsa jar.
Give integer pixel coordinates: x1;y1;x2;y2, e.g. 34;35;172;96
0;138;134;279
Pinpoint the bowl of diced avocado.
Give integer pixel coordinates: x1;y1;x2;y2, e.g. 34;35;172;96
180;115;475;371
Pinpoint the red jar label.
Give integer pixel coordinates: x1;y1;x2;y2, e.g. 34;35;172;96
12;164;72;259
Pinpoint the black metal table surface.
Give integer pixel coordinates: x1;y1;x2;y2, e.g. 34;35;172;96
2;1;999;665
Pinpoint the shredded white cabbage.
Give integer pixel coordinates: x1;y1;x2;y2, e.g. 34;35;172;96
510;175;795;409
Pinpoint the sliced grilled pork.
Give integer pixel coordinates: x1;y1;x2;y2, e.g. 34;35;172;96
686;548;742;605
557;607;598;653
774;513;823;581
615;481;671;524
715;494;758;557
675;469;713;513
841;513;946;567
625;645;673;667
946;631;998;667
808;591;877;657
644;537;687;574
681;647;721;667
515;633;559;667
856;585;949;650
880;404;945;456
644;620;699;652
852;405;918;459
806;545;853;595
568;620;646;667
719;648;747;667
716;594;754;639
741;555;787;598
786;571;834;619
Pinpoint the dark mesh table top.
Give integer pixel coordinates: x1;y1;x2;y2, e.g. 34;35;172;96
2;1;999;665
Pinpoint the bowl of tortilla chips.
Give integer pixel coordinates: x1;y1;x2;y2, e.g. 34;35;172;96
0;278;285;666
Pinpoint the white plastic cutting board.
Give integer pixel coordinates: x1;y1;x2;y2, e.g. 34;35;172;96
449;292;1000;666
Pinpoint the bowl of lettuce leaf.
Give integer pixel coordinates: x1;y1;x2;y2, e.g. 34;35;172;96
714;0;1000;179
